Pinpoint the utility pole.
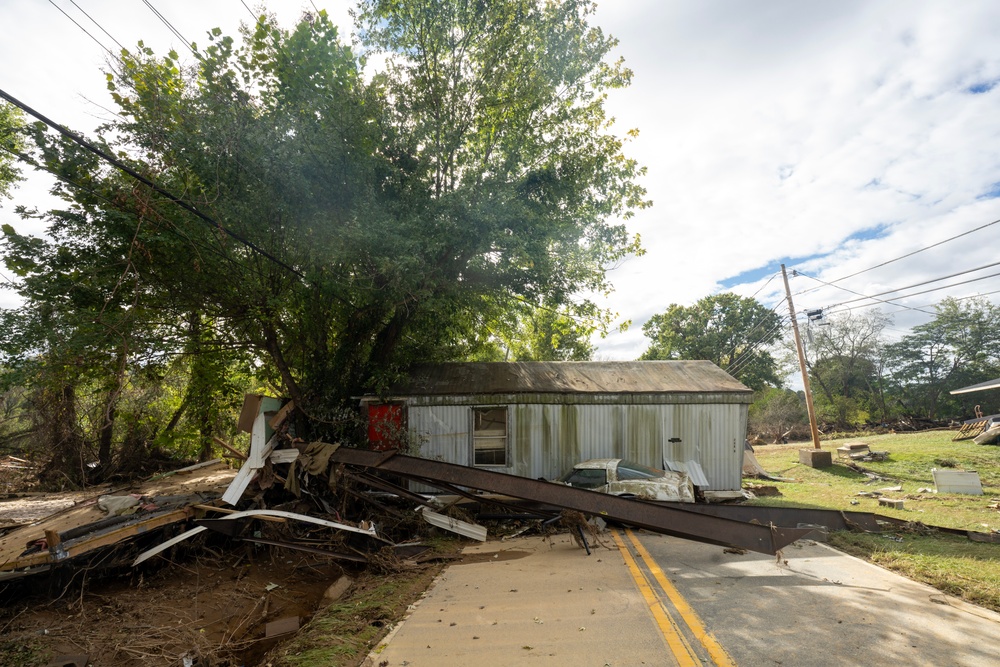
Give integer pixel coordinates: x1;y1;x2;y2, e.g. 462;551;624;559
781;264;822;450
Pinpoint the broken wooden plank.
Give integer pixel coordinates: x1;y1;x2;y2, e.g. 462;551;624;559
9;509;194;570
214;437;247;460
133;508;386;566
238;394;265;433
269;400;296;429
270;449;300;464
221;439;277;506
247;412;267;469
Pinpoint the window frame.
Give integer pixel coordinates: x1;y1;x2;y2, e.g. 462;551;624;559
471;406;509;467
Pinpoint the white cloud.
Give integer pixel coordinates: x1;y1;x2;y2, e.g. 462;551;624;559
590;0;1000;360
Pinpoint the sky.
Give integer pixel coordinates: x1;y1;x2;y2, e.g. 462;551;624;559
2;0;1000;365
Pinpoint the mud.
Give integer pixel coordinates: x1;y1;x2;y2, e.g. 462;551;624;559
0;540;351;666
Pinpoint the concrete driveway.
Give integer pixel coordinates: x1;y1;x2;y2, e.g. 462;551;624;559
365;531;1000;666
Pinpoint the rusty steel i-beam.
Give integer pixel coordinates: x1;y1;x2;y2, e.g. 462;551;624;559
329;448;813;555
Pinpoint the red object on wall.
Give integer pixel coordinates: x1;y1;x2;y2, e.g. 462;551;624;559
367;404;403;450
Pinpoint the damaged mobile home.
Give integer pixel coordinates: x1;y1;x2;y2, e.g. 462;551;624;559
363;361;753;498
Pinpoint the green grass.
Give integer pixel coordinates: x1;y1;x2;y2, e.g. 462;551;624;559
748;432;1000;612
750;432;1000;530
0;639;48;667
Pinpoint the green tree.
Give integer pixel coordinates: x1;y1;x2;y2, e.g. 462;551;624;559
0;102;24;199
5;3;647;450
748;387;807;443
501;303;602;361
640;293;783;390
885;297;1000;419
806;310;891;426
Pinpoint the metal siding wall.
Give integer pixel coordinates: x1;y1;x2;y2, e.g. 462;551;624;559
407;405;470;493
678;404;744;491
621;405;664;466
575;405;614;471
406;397;746;492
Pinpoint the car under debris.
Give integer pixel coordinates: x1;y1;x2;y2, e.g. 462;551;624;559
556;459;696;502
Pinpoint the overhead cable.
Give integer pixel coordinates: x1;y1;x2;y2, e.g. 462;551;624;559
68;0;126;52
0;142;248;282
0;87;304;279
794;216;1000;297
725;316;789;379
820;260;1000;310
823;272;1000;317
793;271;937;316
46;0;118;61
747;271;780;301
240;0;257;20
141;0;199;57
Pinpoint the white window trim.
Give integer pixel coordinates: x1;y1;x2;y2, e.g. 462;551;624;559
470;405;509;467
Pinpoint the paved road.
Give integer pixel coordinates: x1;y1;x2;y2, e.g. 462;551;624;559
631;531;1000;667
367;533;681;666
366;531;1000;666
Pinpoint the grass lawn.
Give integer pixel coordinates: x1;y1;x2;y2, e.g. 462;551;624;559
748;431;1000;612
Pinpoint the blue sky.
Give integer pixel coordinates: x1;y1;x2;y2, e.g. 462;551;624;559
2;0;1000;366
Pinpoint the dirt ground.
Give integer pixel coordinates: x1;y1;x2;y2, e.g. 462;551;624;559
0;459;338;666
0;534;363;666
0;457;465;667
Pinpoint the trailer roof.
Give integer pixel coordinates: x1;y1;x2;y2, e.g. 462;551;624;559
389;361;751;396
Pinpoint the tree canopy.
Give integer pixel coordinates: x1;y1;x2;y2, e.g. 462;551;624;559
1;2;648;454
640;293;783;390
806;310;891;425
0;102;24;200
885;297;1000;419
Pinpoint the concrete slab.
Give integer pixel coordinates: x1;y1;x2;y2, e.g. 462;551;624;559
365;534;679;667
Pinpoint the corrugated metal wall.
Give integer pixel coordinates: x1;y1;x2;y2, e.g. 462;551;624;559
406;399;747;492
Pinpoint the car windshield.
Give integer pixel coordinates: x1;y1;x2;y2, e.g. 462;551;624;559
616;460;665;481
558;467;608;489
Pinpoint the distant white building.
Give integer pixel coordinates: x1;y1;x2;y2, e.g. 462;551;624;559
362;361;753;494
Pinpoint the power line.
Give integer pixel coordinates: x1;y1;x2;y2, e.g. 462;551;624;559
240;0;257;20
718;298;786;368
68;0;126;52
794;216;1000;297
47;0;118;61
141;0;199;57
748;271;780;301
725;316;788;379
793;271;937;316
0;87;304;280
821;260;1000;310
824;271;1000;317
0;141;246;281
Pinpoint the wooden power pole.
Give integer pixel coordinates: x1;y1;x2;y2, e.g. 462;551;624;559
781;264;822;450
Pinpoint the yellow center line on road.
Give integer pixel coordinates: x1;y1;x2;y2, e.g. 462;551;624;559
624;528;738;667
610;530;700;667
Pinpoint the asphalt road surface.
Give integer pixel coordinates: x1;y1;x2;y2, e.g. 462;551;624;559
366;531;1000;666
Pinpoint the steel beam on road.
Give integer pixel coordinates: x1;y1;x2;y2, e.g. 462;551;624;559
658;503;882;533
329;448;813;555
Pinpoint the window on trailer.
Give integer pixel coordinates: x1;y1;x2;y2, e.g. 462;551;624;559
472;407;507;466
